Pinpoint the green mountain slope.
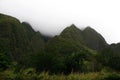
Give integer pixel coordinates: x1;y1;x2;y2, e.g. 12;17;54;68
0;14;31;61
44;25;99;73
0;13;120;73
22;22;45;53
60;24;108;50
60;24;84;45
0;14;45;62
82;26;108;50
109;43;120;56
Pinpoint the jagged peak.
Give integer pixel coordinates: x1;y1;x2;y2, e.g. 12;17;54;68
70;24;77;28
85;26;92;29
63;25;95;33
68;24;80;30
82;26;108;50
60;24;84;44
83;26;105;38
22;22;31;26
61;24;81;33
83;26;102;36
83;26;96;32
22;21;35;31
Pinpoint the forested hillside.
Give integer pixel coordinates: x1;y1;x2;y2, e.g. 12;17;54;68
0;13;120;80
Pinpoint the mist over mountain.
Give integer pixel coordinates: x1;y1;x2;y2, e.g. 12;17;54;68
1;0;120;44
0;13;120;79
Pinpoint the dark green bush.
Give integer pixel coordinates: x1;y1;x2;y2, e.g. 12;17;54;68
104;73;120;80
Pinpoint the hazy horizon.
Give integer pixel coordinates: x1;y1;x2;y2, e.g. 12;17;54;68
1;0;120;44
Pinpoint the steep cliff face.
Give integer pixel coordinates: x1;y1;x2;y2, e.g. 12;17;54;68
60;24;84;45
60;24;108;50
22;22;45;53
82;27;108;50
0;14;45;61
46;24;95;56
0;14;31;60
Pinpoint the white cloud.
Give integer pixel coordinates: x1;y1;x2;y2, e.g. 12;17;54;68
0;0;120;44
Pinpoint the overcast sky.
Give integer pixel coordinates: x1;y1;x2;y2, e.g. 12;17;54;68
0;0;120;44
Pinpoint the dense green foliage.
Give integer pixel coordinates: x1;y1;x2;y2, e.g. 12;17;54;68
0;70;120;80
0;13;120;79
97;48;120;71
0;52;10;70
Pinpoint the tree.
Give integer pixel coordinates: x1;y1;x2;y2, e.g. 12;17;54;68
97;48;120;71
0;52;10;70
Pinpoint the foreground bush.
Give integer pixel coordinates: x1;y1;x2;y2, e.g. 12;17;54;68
0;69;120;80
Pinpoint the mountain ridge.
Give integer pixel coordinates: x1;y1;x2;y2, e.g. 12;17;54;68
0;13;120;74
60;24;108;50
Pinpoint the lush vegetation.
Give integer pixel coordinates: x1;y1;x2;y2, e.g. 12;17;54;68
0;69;120;80
0;13;120;80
